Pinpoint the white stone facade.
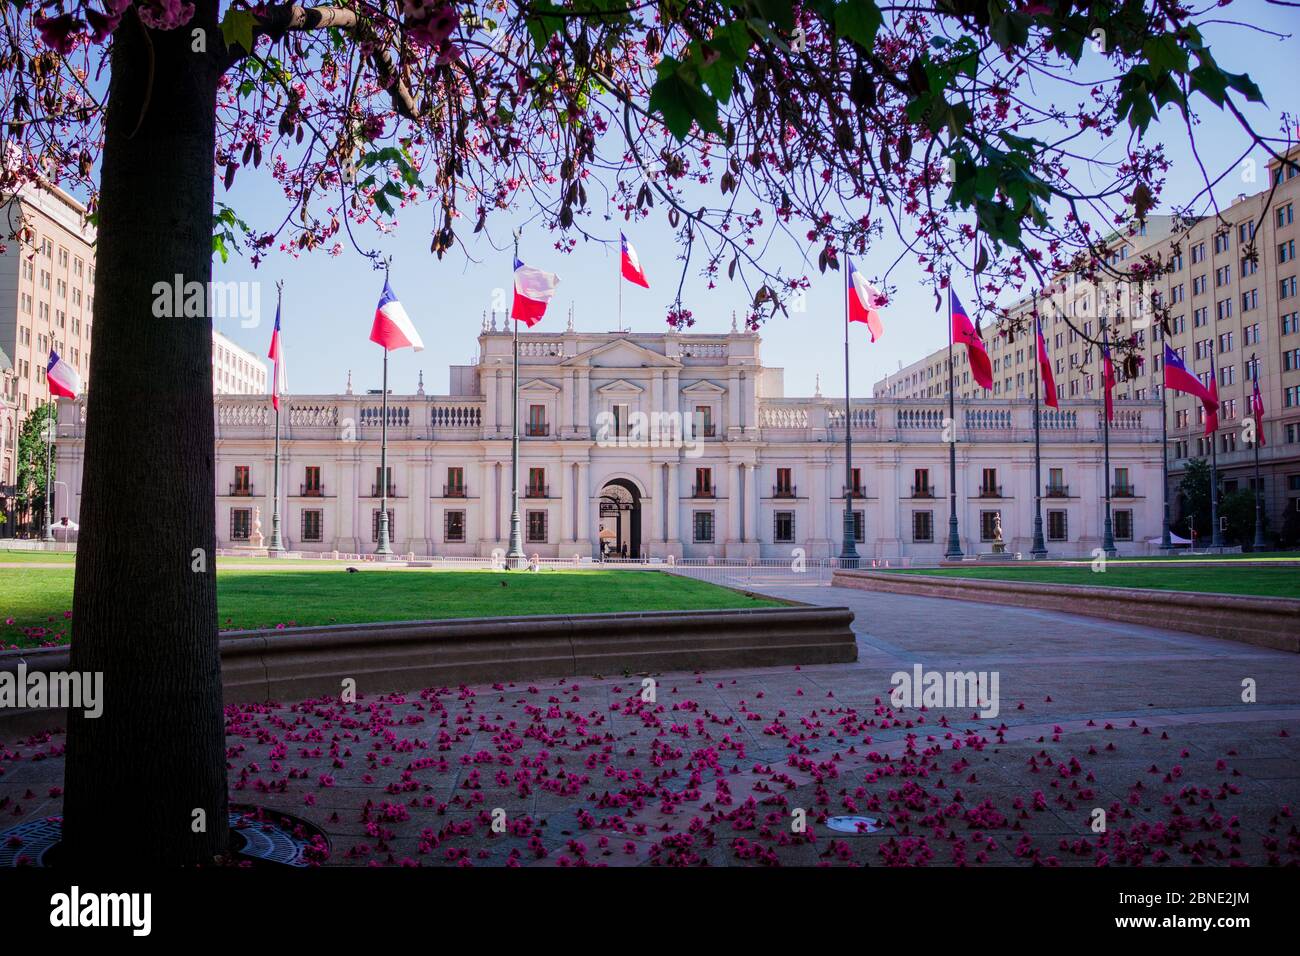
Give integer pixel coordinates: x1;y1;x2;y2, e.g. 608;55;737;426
55;329;1165;559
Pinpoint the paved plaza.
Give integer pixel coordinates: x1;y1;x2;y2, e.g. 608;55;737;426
3;578;1297;866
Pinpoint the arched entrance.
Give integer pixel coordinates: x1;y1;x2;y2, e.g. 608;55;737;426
598;478;641;559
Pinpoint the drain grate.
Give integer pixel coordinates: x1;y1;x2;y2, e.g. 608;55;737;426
825;815;886;835
0;806;328;867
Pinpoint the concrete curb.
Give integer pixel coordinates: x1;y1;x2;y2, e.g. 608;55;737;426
832;570;1299;653
0;606;858;735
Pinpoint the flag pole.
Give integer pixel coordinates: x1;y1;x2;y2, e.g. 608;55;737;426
1101;316;1116;556
506;230;526;569
1209;348;1222;549
944;285;962;559
375;263;393;556
268;281;285;553
42;398;55;541
1251;353;1265;550
617;238;623;333
1030;292;1047;558
1155;283;1172;551
838;246;859;569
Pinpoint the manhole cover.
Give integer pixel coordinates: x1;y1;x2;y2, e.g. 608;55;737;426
825;815;885;835
0;805;328;867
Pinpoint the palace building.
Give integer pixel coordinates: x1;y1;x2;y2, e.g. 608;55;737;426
54;326;1165;560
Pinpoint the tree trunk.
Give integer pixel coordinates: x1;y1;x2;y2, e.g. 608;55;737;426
63;6;229;865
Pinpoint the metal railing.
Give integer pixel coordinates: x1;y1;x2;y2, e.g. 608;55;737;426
228;483;254;496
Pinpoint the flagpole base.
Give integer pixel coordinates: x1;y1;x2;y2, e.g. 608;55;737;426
506;509;527;570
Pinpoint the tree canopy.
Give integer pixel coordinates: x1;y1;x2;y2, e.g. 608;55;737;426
3;1;1296;345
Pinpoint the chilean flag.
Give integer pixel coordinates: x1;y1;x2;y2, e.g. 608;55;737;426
620;233;649;288
1102;342;1116;424
267;302;284;412
1252;367;1266;448
846;255;885;342
512;258;560;327
951;289;993;390
1203;373;1220;436
370;279;424;351
1036;316;1058;408
1162;342;1212;403
46;350;82;400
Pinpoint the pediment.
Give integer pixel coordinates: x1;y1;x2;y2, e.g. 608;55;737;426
519;378;561;393
596;378;644;394
562;338;680;369
681;380;727;395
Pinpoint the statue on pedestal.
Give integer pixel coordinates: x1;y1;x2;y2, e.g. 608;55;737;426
991;512;1006;554
249;506;265;549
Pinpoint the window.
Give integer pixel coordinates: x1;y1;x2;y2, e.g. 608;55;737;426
774;511;795;543
1192;274;1207;295
1113;510;1133;541
527;467;546;497
693;511;714;543
1214;265;1231;287
1281;240;1296;263
979;510;1002;542
912;511;934;543
852;511;865;543
1284;312;1300;335
1113;467;1132;495
374;466;393;496
371;509;395;542
913;468;931;497
1241;289;1258;311
303;465;321;496
527;404;548;437
694;467;712;497
1047;510;1068;542
526;510;548;543
1191;241;1205;264
1282;276;1298;300
446;466;465;497
1218;331;1234;353
848;467;863;496
1240;257;1257;278
444;510;466;542
1047;468;1066;495
301;509;323;542
775;467;794;497
611;403;629;437
230;509;251;540
1213;232;1229;254
1215;298;1232;321
1278;203;1294;227
980;468;999;497
233;465;251;494
694;405;714;437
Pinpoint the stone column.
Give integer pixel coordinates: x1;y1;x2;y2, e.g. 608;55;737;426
746;460;760;543
667;461;680;553
559;460;575;547
560;371;572;436
577;461;590;545
725;461;741;551
480;459;495;551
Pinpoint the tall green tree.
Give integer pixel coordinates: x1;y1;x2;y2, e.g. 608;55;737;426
1177;457;1212;541
14;401;57;533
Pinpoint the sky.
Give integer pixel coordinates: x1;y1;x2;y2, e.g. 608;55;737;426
209;1;1300;400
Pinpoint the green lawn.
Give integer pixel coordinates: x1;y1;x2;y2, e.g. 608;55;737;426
0;568;784;648
893;565;1300;599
